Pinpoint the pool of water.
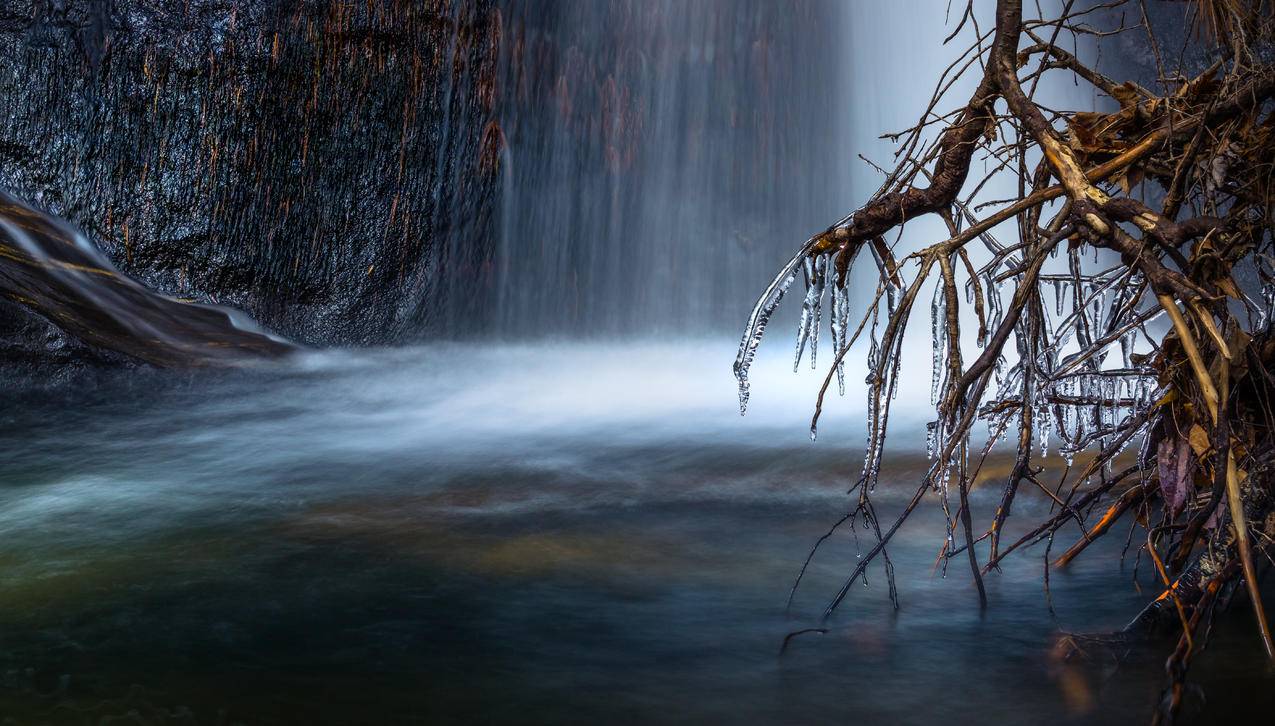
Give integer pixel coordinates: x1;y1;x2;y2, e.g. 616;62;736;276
0;342;1268;724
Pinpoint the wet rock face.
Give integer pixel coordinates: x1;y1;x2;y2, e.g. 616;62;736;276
0;0;502;347
1;0;851;362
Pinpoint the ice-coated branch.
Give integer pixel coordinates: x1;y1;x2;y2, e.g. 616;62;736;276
735;0;1275;718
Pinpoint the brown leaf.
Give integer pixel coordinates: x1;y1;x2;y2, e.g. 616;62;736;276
1181;69;1220;102
1188;424;1211;456
1068;122;1099;153
1110;82;1141;109
1158;436;1194;515
1216;277;1242;299
1228;327;1251;359
1124;166;1144;192
1070;111;1104;128
1115;170;1130;194
1115;166;1144;194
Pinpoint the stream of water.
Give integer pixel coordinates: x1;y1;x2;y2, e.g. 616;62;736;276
2;343;1270;724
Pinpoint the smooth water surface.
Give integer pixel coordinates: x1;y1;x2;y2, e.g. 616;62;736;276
0;343;1268;724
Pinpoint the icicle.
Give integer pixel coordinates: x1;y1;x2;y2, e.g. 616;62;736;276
938;454;953;495
810;254;827;370
828;274;843;395
788;252;830;372
793;256;816;372
1061;382;1076;466
1092;288;1107;339
833;271;849;395
733;240;814;414
1038;398;1052;458
931;284;945;405
1100;376;1115;453
860;313;902;493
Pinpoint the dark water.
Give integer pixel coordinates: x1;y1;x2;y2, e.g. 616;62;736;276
2;343;1269;724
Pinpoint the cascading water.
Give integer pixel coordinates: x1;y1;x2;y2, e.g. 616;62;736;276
490;0;854;337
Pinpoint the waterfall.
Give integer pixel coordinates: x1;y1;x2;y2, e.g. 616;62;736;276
0;0;1100;360
491;0;854;337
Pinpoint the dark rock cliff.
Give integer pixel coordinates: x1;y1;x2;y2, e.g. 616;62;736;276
0;0;502;351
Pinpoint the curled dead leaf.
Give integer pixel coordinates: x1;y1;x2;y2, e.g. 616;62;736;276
1188;424;1211;456
1158;436;1194;515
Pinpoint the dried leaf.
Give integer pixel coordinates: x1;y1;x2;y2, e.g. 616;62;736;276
1110;82;1141;109
1067;114;1102;153
1114;165;1144;194
1228;327;1252;360
1124;165;1144;192
1158;436;1194;515
1184;69;1221;102
1188;424;1211;456
1216;277;1242;299
1071;111;1104;129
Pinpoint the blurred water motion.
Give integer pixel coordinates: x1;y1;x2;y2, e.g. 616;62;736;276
4;343;1269;724
492;0;854;336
